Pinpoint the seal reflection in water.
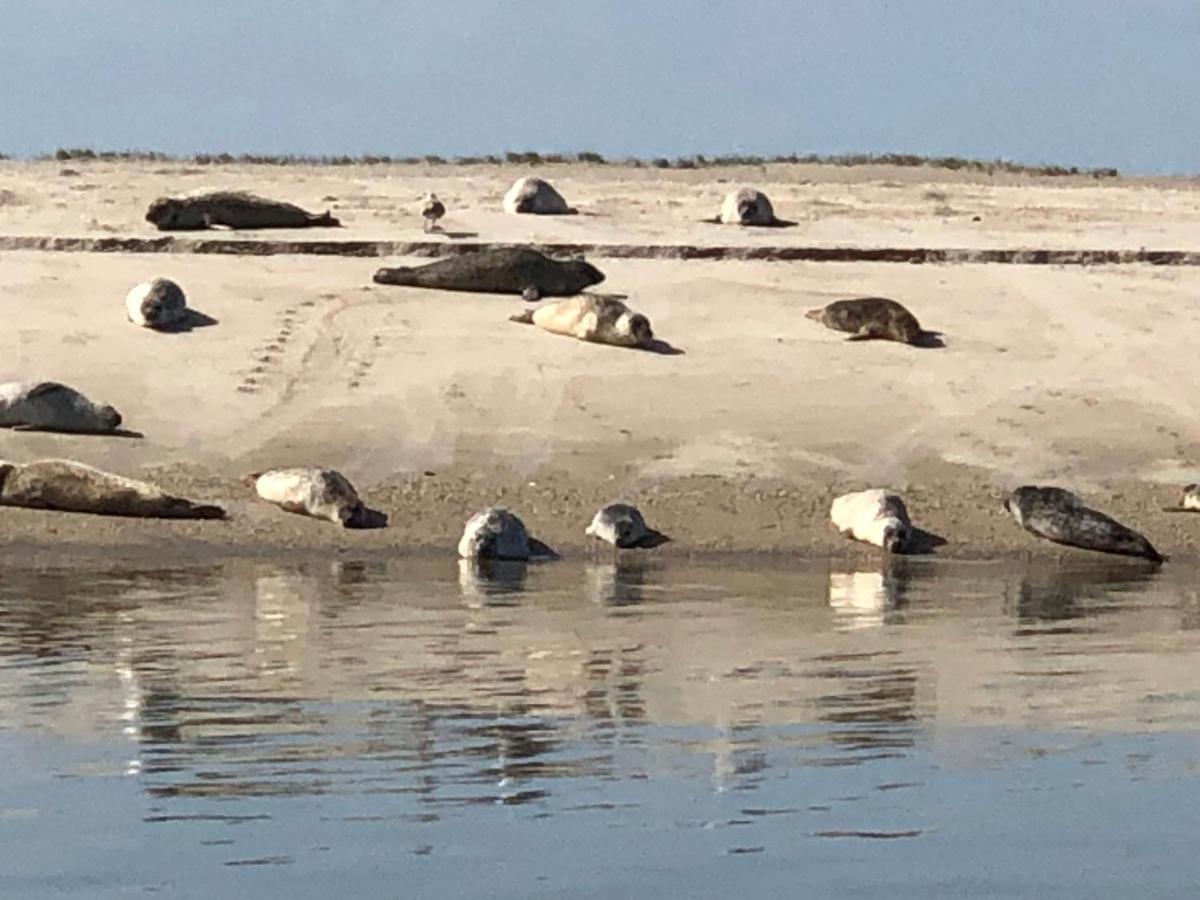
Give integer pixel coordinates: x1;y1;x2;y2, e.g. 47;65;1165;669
806;297;926;345
510;296;654;349
125;278;188;330
830;489;912;552
252;468;367;527
458;507;532;561
0;381;123;434
0;459;225;519
373;248;604;301
1004;486;1164;562
145;191;340;231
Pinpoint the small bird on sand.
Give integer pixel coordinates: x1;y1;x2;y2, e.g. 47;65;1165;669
421;193;446;233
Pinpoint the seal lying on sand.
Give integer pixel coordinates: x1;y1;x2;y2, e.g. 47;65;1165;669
806;297;927;345
1163;484;1200;512
373;248;604;300
421;193;446;233
126;278;187;329
510;295;653;349
458;507;531;560
0;459;225;519
145;191;340;231
717;187;785;226
830;489;912;552
0;381;123;434
585;503;652;548
252;467;367;527
502;177;576;215
1004;486;1164;562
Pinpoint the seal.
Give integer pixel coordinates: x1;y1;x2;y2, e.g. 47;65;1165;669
585;503;651;548
373;248;605;300
252;467;367;527
510;295;653;349
806;297;927;345
421;192;446;233
0;458;225;519
502;176;576;215
830;489;912;552
458;507;531;560
125;278;188;330
0;381;123;434
1004;486;1164;562
717;187;785;226
145;191;340;231
1163;484;1200;512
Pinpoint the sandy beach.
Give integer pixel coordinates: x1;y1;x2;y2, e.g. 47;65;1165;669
2;159;1199;563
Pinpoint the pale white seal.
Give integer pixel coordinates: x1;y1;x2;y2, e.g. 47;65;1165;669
830;489;912;552
421;192;446;233
502;177;575;215
457;507;531;560
510;295;653;349
0;458;224;519
252;467;366;527
125;278;188;329
0;381;123;434
718;187;777;226
585;503;651;548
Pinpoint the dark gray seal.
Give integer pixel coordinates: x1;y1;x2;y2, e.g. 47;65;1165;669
806;297;928;345
0;381;123;434
1004;486;1164;562
145;191;340;231
373;248;605;300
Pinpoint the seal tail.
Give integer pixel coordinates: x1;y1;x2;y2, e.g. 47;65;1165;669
311;210;341;227
159;498;227;520
373;266;419;286
509;310;535;325
805;308;825;321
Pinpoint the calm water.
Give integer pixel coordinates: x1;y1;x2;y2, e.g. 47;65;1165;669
2;556;1199;899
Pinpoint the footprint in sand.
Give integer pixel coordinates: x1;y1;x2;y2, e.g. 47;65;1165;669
347;334;384;389
236;303;310;395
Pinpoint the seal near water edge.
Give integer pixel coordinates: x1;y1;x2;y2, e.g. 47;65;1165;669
0;381;123;434
252;467;368;527
1004;485;1164;562
125;278;188;330
585;503;653;548
805;297;930;346
421;192;446;233
1163;484;1200;512
510;295;653;349
830;489;913;552
145;190;340;231
373;247;605;300
458;507;532;560
502;176;576;215
0;458;225;519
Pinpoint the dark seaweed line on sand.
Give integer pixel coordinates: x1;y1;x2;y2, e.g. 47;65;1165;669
1;235;1198;265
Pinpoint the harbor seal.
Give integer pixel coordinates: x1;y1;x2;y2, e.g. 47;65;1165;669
806;297;928;345
0;459;225;519
716;187;787;227
421;192;446;233
0;381;123;434
125;278;187;330
145;191;340;231
252;467;367;527
1163;484;1200;512
502;177;576;215
585;503;652;548
458;507;531;560
373;248;604;300
510;295;653;349
830;489;912;552
1004;486;1164;562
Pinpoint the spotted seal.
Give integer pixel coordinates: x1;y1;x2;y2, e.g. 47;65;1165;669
717;187;786;227
830;489;912;552
145;191;340;231
1163;484;1200;512
458;507;531;560
125;278;188;330
0;381;123;434
806;297;927;345
1004;486;1164;562
373;248;604;300
0;458;225;519
502;176;576;215
585;503;653;548
510;295;653;349
252;467;367;527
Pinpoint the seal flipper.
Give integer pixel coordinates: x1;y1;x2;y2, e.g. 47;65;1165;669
311;210;341;227
509;310;536;325
522;286;541;302
373;266;418;286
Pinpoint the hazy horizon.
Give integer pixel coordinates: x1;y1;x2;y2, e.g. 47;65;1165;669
1;1;1197;175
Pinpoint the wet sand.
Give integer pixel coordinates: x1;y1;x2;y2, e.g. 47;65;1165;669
1;160;1199;562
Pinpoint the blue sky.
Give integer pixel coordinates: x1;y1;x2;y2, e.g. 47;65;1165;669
1;1;1197;173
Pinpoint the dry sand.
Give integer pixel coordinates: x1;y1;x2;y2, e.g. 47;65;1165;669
1;160;1199;563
